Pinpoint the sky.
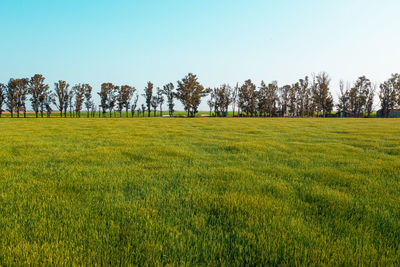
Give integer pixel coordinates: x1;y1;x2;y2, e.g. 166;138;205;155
1;0;399;110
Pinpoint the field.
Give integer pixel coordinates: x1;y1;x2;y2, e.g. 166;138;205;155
0;118;399;265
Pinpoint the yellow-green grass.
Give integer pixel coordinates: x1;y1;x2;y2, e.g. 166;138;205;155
0;118;399;265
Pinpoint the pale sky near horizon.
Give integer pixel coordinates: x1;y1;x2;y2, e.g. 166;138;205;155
1;0;399;110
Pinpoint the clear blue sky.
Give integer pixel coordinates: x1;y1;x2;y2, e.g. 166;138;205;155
1;0;399;110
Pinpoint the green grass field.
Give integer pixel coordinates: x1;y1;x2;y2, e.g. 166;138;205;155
0;118;399;265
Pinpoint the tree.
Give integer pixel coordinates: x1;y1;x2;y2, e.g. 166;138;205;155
131;94;139;117
279;85;291;117
54;80;70;118
98;83;117;117
379;74;399;117
6;78;29;118
0;83;5;117
266;81;279;117
68;89;74;117
162;83;175;116
151;96;158;117
176;73;209;117
257;81;268;116
143;82;153;117
156;87;164;117
239;79;257;117
116;85;135;117
314;72;333;117
211;84;232;117
366;84;376;118
12;78;29;118
337;80;350;116
232;83;239;117
44;93;54;117
349;76;372;117
83;84;93;118
288;83;297;114
6;79;18;118
141;104;146;117
72;84;85;118
207;92;214;116
297;77;309;117
28;74;49;118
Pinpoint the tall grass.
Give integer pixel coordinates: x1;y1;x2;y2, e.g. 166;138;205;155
0;118;399;265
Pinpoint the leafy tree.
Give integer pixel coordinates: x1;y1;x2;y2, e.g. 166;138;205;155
72;84;85;118
239;79;257;117
314;72;333;117
116;85;135;117
98;83;117;117
143;82;153;117
288;83;297;114
8;78;29;118
297;77;309;117
379;74;399;117
68;89;74;117
366;84;376;118
54;80;70;118
0;83;5;117
28;74;49;118
6;79;18;118
176;73;209;117
162;83;175;116
349;76;371;117
266;81;279;117
257;81;268;116
83;84;93;118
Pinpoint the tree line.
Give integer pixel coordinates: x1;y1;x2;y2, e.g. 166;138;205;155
0;72;399;118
